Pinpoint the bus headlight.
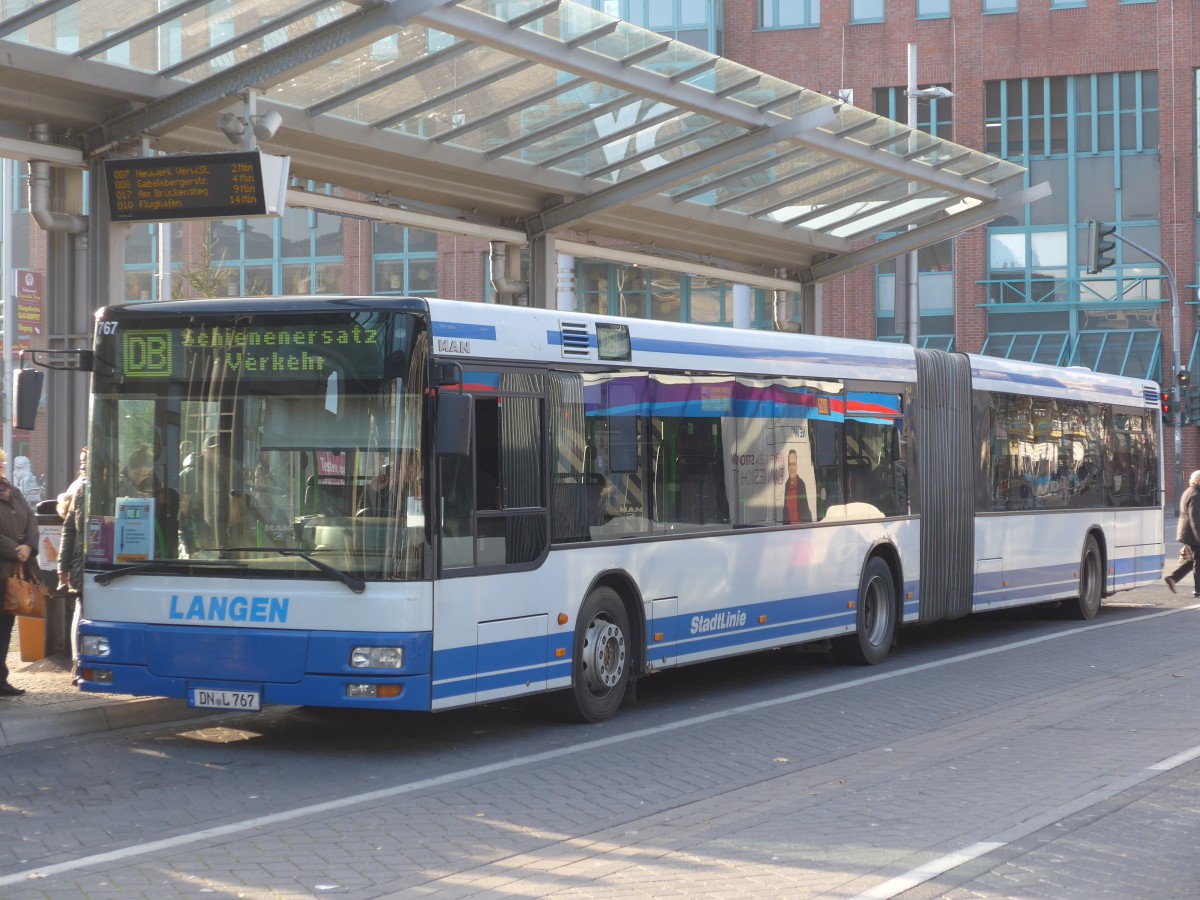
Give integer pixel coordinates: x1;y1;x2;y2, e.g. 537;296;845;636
349;647;403;668
81;635;110;657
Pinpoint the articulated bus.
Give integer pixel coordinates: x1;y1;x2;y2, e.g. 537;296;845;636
75;296;1164;722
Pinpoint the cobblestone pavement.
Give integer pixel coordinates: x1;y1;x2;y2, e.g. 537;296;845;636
0;584;1196;899
0;517;1192;897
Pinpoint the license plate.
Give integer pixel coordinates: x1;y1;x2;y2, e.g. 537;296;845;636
190;688;261;711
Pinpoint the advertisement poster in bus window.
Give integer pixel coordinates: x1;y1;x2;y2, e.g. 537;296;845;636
773;381;825;526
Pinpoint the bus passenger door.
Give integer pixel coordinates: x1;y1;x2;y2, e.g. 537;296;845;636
437;373;548;573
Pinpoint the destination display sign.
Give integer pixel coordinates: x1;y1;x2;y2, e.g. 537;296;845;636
103;151;290;223
116;321;387;382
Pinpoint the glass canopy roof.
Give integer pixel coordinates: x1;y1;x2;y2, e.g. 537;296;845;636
0;0;1029;279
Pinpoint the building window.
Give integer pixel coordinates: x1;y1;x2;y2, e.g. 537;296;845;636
982;0;1017;12
916;0;950;18
873;87;953;139
851;0;885;23
574;262;772;328
620;0;722;53
876;241;956;340
373;225;438;296
761;0;820;28
1051;0;1086;7
983;72;1160;377
52;5;79;53
207;0;236;71
102;29;130;66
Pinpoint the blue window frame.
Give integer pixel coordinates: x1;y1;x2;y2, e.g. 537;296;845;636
608;0;723;53
917;0;950;18
761;0;819;28
574;261;774;329
373;225;438;296
982;73;1161;377
875;241;956;341
981;332;1071;367
873;87;953;140
982;0;1017;12
1070;329;1161;379
851;0;884;23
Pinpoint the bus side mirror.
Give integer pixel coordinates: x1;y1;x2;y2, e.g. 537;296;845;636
435;392;473;457
12;369;44;431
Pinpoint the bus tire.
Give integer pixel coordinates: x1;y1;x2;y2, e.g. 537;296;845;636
835;556;896;666
562;587;631;723
1063;534;1102;621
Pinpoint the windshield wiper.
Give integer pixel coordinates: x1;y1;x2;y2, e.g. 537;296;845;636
95;558;244;585
95;549;367;594
213;547;367;594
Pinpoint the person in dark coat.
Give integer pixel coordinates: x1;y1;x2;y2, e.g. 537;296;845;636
1165;469;1200;596
0;449;40;696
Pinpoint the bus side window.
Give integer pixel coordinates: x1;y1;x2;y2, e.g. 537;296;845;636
475;398;501;511
440;457;474;567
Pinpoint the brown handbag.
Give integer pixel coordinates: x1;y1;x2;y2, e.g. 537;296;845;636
3;562;48;619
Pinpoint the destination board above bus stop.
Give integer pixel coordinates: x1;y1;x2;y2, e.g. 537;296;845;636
102;151;289;223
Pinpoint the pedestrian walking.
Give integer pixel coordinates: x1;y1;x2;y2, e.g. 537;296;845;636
1165;469;1200;596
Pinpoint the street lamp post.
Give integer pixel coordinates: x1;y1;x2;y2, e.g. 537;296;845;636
903;44;954;348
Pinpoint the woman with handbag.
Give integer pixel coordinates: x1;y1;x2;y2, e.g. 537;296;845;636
0;449;39;696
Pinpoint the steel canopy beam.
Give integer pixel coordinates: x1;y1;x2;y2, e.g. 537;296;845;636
419;3;803;131
805;181;1052;283
420;3;1002;201
81;0;460;154
528;104;835;236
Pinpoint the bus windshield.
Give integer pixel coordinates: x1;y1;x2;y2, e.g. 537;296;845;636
86;307;429;582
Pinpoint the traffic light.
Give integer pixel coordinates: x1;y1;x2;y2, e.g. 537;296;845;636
1189;385;1200;425
1085;219;1117;275
1161;389;1172;420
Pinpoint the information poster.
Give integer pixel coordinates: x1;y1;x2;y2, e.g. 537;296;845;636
115;497;156;563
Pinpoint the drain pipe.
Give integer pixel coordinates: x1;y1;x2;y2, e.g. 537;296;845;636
489;241;528;306
773;268;800;332
29;124;87;235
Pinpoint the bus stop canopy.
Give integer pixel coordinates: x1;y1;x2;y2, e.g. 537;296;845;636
0;0;1032;285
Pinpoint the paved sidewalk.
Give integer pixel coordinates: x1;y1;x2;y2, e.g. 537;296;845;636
0;627;203;748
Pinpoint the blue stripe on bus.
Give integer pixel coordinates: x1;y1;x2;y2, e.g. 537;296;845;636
973;552;1165;607
433;322;498;340
432;591;858;701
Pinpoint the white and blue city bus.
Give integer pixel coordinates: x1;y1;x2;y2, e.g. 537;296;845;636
73;296;1164;722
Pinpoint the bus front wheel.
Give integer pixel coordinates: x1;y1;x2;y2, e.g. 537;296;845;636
563;587;631;723
1062;535;1102;620
835;556;896;666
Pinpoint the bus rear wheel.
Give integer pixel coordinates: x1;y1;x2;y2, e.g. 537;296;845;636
1062;535;1102;620
562;587;630;723
835;556;896;666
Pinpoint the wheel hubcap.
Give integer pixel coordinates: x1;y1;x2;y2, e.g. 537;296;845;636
582;616;626;694
863;576;889;646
